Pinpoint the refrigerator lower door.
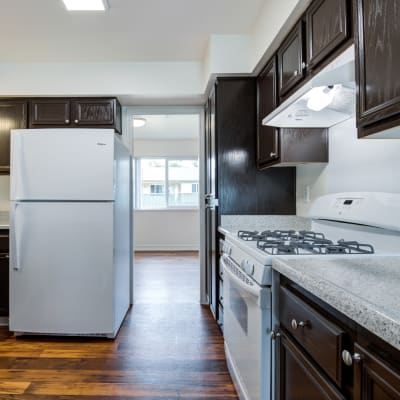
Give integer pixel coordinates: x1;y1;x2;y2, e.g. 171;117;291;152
10;129;115;201
10;201;117;336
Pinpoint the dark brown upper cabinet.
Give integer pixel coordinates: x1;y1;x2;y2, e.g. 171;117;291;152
30;99;70;127
29;98;122;133
355;0;400;138
0;101;27;174
257;56;328;170
257;57;279;167
353;343;400;400
72;99;121;132
277;22;306;98
306;0;350;70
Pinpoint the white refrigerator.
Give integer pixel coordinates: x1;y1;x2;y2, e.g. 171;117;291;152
9;129;131;338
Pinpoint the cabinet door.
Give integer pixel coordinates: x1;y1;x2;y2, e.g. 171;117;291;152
354;343;400;400
257;57;279;167
355;0;400;132
30;100;71;127
278;22;305;97
0;231;9;316
280;332;346;400
72;99;114;126
306;0;349;69
0;101;27;172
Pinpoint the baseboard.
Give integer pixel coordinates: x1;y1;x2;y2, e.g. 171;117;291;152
135;244;199;251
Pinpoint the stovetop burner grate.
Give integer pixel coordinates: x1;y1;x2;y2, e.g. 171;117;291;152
237;229;374;255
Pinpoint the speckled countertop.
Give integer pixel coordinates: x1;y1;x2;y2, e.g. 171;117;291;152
220;215;311;233
272;256;400;351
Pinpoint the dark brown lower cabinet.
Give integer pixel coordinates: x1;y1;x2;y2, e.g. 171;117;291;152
280;331;346;400
353;343;400;400
0;230;9;317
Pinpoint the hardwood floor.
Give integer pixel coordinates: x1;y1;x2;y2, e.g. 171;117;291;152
0;251;238;399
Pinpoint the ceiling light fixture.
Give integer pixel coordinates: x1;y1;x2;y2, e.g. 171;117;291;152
133;118;147;128
62;0;107;11
306;85;337;112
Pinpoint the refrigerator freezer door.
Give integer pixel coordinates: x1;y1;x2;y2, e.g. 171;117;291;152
10;129;115;201
9;201;115;335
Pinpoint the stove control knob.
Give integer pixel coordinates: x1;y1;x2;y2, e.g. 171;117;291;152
223;244;232;255
242;260;254;275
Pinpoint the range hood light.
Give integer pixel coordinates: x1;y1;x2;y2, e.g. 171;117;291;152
306;85;336;112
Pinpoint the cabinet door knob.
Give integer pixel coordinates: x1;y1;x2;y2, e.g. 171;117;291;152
74;119;79;124
270;152;277;158
291;319;307;330
342;350;362;366
293;70;299;77
65;119;70;124
302;61;307;69
270;329;281;340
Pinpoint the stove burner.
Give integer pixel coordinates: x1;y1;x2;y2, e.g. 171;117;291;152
239;229;375;256
237;230;265;241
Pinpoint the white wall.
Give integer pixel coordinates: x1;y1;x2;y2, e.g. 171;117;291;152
134;138;200;251
0;1;311;104
135;209;199;251
133;139;199;158
297;117;400;216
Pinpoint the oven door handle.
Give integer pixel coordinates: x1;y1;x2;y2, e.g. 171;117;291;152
220;255;261;298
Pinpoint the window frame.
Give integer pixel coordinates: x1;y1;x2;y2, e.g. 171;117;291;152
135;156;200;210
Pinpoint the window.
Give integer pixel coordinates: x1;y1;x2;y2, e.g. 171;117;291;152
136;158;199;209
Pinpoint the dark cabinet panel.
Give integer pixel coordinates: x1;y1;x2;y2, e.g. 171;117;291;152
0;230;9;317
355;0;400;136
29;98;122;133
30;100;70;126
72;99;115;126
257;57;279;167
216;78;296;215
0;101;27;173
279;128;328;165
278;22;306;97
279;332;346;400
306;0;350;69
354;343;400;400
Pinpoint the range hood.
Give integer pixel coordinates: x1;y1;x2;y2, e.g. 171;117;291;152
262;45;355;128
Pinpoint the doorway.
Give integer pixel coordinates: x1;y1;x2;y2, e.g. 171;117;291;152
124;106;206;305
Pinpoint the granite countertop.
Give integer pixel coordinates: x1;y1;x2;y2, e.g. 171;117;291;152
272;256;400;351
219;215;311;234
0;211;9;229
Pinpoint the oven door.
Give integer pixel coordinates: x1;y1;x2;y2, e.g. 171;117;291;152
221;254;272;400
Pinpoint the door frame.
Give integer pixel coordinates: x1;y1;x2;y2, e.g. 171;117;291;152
123;105;207;305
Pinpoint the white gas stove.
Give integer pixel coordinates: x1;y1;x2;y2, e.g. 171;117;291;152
221;192;400;400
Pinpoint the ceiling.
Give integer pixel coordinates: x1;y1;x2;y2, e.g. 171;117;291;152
0;0;265;62
133;114;199;140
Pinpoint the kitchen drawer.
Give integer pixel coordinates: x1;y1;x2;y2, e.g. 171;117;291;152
279;285;346;386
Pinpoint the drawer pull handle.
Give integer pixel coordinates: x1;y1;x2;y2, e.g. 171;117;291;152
291;319;307;330
342;350;362;366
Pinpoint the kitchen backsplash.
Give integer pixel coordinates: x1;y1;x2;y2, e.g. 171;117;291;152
297;117;400;216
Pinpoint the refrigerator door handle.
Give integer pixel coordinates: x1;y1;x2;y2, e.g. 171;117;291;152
11;203;21;271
